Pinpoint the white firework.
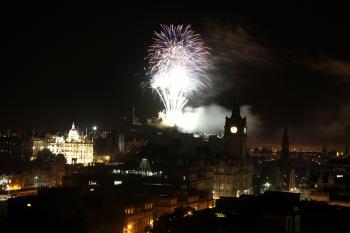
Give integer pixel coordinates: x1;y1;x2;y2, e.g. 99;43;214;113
147;24;212;127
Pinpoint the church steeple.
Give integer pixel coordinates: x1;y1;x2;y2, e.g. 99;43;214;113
281;123;289;161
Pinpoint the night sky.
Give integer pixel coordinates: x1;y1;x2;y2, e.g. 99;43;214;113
2;3;350;149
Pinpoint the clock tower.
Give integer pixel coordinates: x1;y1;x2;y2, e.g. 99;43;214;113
224;103;247;158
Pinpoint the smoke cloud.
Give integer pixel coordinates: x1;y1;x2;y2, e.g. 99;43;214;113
159;104;263;139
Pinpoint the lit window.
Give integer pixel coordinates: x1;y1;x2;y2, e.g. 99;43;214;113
114;180;122;185
214;212;226;218
88;181;97;186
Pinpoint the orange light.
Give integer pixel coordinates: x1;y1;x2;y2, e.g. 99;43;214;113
6;184;21;191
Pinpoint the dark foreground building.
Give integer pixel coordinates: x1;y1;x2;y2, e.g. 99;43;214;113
151;191;350;233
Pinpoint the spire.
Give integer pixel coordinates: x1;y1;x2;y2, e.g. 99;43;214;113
72;122;76;129
231;94;241;118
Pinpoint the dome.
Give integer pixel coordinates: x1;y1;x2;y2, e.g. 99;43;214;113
67;122;81;142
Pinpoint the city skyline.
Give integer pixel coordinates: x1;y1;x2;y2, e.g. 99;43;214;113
2;3;350;147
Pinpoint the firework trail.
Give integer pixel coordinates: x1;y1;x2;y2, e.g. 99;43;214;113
147;24;212;127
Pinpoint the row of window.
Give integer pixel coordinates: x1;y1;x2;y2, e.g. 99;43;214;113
125;208;134;215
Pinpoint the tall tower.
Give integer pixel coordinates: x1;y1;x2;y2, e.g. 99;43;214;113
281;124;289;161
224;103;247;158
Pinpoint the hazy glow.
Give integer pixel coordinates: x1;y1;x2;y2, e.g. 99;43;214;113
147;25;212;127
289;187;300;193
6;184;21;191
230;126;238;133
157;110;197;131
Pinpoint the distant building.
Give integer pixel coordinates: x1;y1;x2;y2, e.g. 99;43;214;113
33;122;93;165
32;138;45;157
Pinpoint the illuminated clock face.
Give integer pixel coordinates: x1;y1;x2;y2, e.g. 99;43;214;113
230;126;238;134
244;127;247;134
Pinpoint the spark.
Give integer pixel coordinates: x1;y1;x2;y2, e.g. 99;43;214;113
147;25;212;128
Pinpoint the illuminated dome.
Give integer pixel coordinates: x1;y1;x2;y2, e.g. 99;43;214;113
67;122;81;142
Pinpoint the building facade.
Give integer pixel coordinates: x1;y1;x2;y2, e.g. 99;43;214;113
33;122;93;165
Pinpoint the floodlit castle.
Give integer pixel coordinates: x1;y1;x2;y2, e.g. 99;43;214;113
46;122;93;165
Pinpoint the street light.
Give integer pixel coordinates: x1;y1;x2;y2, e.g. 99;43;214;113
92;126;97;131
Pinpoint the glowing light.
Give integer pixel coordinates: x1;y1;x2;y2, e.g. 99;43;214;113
147;25;212;128
6;184;21;191
337;174;343;178
157;109;197;131
214;212;226;218
184;210;193;217
114;180;122;185
26;203;31;207
230;126;238;134
289;187;300;193
88;181;97;186
93;126;97;131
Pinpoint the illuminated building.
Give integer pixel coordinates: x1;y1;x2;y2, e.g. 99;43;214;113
32;138;45;157
49;122;93;165
33;122;93;165
123;201;153;233
213;160;253;198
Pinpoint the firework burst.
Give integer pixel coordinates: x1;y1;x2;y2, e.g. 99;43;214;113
147;24;212;127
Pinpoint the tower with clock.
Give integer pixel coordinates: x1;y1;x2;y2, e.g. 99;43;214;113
213;102;253;198
224;103;247;158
